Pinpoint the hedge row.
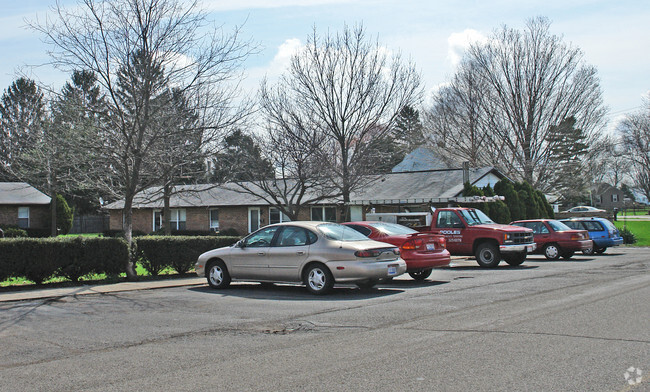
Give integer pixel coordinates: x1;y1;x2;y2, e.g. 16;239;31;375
0;237;128;284
134;236;240;275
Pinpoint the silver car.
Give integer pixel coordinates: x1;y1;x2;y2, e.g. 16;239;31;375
195;221;407;294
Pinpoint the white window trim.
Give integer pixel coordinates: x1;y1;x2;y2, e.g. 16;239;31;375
310;206;337;222
269;207;290;224
209;208;219;230
153;209;186;231
18;207;30;229
248;207;261;233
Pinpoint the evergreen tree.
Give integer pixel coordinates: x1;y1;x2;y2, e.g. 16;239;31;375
495;179;523;221
55;194;74;235
545;117;589;203
209;129;274;182
0;78;46;180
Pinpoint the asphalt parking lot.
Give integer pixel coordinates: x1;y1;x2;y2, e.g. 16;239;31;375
1;248;648;391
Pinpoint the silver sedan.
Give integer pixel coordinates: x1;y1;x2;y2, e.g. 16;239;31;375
195;221;407;294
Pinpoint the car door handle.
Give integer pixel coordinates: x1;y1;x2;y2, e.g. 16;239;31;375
296;251;305;255
257;252;266;256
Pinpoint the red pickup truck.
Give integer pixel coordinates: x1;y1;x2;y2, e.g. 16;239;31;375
414;207;536;267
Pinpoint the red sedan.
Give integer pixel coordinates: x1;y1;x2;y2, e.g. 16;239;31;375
343;221;450;280
510;219;591;260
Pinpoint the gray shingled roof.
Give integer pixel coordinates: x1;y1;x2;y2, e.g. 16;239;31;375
0;182;51;205
350;167;498;204
104;167;501;209
103;183;270;210
391;147;452;172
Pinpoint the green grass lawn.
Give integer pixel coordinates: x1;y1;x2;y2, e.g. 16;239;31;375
619;208;650;216
615;220;650;247
0;263;185;288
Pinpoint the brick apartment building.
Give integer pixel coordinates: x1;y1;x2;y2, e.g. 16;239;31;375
0;182;51;230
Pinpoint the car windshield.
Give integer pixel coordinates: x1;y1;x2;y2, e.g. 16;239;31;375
318;223;370;241
547;220;572;232
367;222;417;235
460;209;494;226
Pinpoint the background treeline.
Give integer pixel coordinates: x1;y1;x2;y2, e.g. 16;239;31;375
462;179;554;224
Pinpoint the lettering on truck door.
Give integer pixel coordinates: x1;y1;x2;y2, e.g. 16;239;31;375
435;211;467;252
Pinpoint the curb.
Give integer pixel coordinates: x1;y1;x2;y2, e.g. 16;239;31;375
0;277;206;303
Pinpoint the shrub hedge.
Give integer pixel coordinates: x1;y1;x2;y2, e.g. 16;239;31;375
135;236;240;275
0;237;128;284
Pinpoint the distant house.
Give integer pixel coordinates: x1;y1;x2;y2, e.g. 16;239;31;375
591;183;625;211
0;182;51;230
104;166;506;235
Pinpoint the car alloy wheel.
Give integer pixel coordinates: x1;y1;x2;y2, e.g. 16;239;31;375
304;264;333;295
207;260;230;289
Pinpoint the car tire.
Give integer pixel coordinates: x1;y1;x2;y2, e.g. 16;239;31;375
503;252;526;266
206;260;231;289
408;269;433;281
582;242;595;255
356;279;379;290
304;263;334;295
475;242;501;268
543;244;561;260
562;251;575;260
595;247;607;254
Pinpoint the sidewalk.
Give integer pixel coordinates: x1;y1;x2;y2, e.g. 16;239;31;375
0;277;206;303
0;257;477;303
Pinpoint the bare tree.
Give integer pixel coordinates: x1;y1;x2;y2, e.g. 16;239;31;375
619;95;650;201
424;60;500;168
32;0;254;278
585;133;631;188
260;24;422;220
426;17;606;190
230;84;338;220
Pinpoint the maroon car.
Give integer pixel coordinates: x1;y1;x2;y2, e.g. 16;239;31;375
343;221;451;280
510;219;591;260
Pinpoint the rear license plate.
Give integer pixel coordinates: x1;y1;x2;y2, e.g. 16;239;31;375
526;245;534;252
387;265;398;275
426;243;435;251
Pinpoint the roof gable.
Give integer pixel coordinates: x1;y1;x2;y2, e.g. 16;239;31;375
0;182;51;205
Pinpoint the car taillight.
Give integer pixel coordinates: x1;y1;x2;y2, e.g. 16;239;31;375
437;236;446;249
570;234;582;241
402;239;424;250
355;248;400;257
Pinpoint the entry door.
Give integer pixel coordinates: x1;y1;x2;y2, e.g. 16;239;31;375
248;207;261;233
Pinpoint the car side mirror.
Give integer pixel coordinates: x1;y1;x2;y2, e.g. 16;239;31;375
236;240;246;248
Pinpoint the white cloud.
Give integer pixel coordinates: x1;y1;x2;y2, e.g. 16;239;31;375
446;29;488;68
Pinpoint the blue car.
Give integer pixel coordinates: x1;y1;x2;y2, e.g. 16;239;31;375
559;217;623;255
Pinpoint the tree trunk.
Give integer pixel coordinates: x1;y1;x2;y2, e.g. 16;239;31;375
163;182;172;235
122;195;138;280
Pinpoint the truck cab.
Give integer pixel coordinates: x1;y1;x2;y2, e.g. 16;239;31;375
421;208;536;267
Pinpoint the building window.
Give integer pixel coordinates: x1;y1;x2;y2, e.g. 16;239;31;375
153;210;163;231
17;207;30;229
170;209;186;231
310;206;337;222
153;209;187;231
612;194;619;202
209;209;219;231
270;207;290;224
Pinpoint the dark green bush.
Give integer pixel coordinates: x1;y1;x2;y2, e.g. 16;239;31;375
3;227;28;238
152;229;217;237
135;236;240;274
619;226;637;245
0;237;128;284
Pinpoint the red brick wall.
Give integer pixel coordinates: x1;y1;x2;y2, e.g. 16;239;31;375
0;205;50;229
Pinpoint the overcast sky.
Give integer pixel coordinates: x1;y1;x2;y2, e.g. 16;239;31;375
2;0;649;131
